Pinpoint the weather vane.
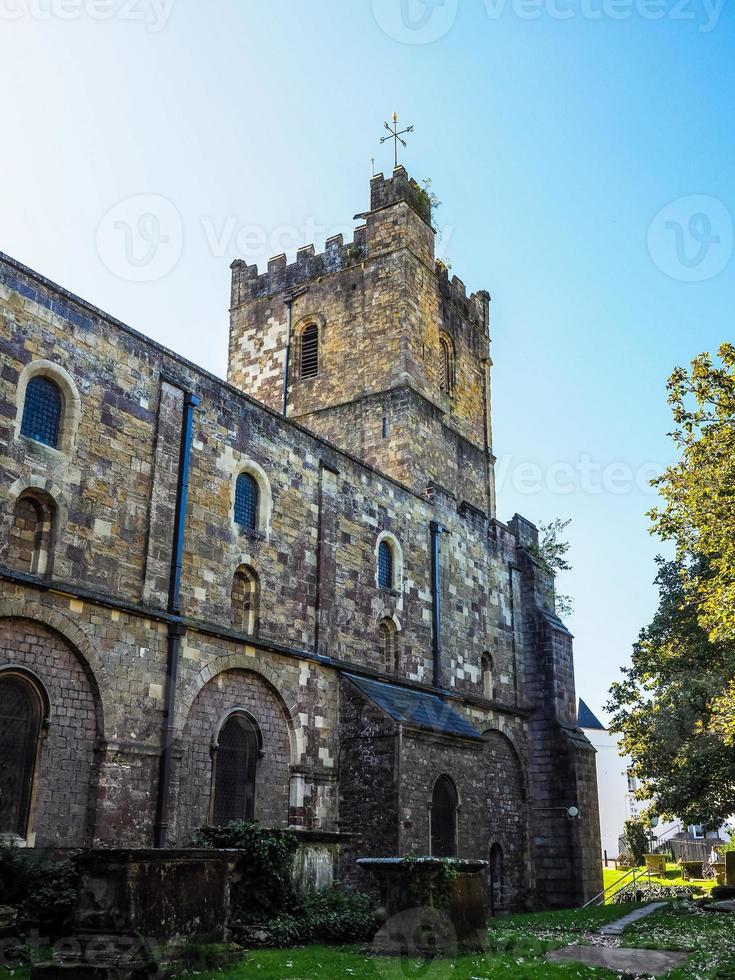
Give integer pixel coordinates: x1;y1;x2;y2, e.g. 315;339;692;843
381;112;414;169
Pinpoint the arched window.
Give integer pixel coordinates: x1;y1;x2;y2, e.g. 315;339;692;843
300;324;319;379
7;491;56;576
438;335;455;396
234;473;259;530
21;376;62;448
231;565;260;635
489;843;504;915
212;712;260;825
431;775;458;858
378;539;394;590
0;672;46;839
379;618;399;674
482;653;494;700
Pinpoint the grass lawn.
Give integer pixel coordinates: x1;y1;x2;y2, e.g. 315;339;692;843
2;901;731;979
602;863;717;900
622;903;735;978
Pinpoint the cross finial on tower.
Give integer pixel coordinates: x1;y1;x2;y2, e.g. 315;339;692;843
380;112;414;169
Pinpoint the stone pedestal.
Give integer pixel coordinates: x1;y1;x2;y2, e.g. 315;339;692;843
357;857;487;955
30;849;239;980
644;854;666;876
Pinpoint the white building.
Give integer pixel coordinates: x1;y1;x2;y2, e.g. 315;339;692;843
577;699;731;861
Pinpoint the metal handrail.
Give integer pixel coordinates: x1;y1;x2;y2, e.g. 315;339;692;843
583;865;652;908
651;823;682;850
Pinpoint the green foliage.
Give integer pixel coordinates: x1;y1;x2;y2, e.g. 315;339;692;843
418;177;440;219
622;819;649;866
234;887;378;947
403;856;460;910
607;558;735;827
0;844;78;936
191;822;376;949
611;883;701;903
190;821;299;915
530;518;573;618
651;343;735;654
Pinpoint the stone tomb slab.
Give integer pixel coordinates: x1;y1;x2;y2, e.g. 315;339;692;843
546;944;690;975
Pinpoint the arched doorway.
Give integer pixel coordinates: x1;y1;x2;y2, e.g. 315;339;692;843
0;671;47;839
211;711;261;825
483;730;528;912
489;843;504;915
431;775;458;857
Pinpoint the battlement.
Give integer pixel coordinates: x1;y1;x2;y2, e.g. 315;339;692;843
230;226;368;307
436;261;490;330
369;165;433;225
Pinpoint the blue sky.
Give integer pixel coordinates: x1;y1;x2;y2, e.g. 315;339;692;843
1;0;732;721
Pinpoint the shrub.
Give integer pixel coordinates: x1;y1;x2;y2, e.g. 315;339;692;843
0;844;78;936
611;883;699;904
623;819;649;866
191;821;378;947
190;821;299;915
232;887;378;947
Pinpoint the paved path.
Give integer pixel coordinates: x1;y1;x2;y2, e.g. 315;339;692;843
598;900;668;936
546;903;688;976
547;945;690;974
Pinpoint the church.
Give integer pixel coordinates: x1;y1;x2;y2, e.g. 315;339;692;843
0;166;602;910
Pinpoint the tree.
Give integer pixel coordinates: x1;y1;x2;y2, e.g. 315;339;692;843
606;557;735;828
651;343;735;650
533;518;573;619
623;818;649;866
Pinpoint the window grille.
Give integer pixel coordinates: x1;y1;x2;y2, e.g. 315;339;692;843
301;324;319;378
0;675;42;837
378;540;393;590
212;713;258;825
235;473;259;530
21;376;62;448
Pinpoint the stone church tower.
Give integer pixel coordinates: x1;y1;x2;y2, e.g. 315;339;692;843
0;164;602;911
229;167;494;516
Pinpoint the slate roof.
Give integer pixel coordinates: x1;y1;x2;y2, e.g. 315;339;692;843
577;698;606;730
343;673;483;741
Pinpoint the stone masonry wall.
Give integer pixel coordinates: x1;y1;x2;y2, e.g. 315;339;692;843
0;617;99;846
176;668;292;840
337;678;399;893
0;212;601;909
228;167;493;514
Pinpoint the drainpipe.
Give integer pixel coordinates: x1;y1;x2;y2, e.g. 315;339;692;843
154;387;200;848
430;521;449;689
281;285;309;416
